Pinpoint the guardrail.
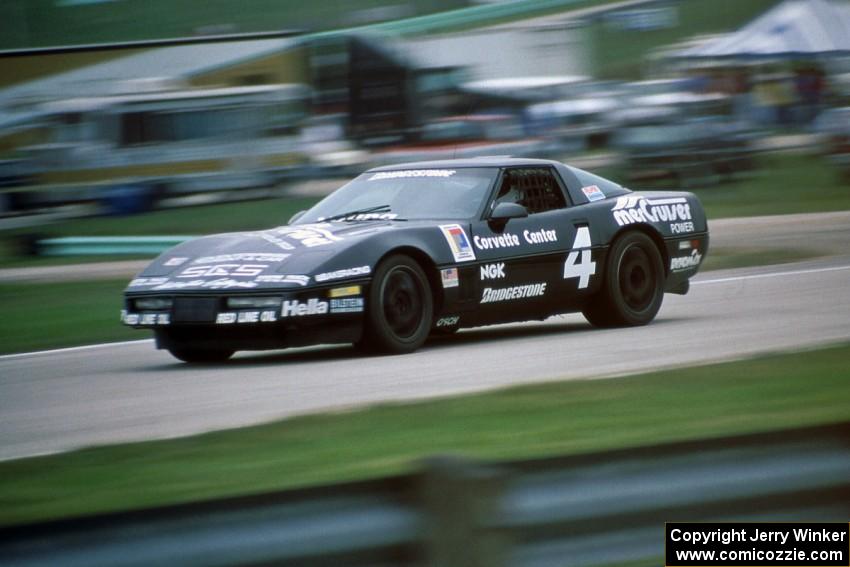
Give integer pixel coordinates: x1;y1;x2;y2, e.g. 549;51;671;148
1;422;848;566
36;236;193;256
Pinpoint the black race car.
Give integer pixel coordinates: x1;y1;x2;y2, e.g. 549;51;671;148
122;157;708;362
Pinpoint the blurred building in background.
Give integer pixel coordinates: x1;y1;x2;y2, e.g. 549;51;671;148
1;0;850;219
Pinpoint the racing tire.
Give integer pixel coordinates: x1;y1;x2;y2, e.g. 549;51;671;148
168;347;234;363
361;255;433;354
583;231;665;328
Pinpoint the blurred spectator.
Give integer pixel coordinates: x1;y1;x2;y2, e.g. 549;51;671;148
753;72;796;127
794;64;826;124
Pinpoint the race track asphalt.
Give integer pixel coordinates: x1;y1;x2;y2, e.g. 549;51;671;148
2;257;849;461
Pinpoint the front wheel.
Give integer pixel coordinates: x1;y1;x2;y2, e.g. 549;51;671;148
361;255;433;354
168;347;234;364
583;231;665;327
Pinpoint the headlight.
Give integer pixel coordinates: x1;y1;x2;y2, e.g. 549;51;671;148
134;298;173;310
226;297;282;309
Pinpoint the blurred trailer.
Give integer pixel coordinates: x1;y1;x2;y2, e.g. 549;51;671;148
3;84;310;214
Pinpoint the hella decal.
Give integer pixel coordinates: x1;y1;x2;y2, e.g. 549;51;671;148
281;298;329;317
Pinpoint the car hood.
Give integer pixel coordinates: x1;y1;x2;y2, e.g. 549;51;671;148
126;221;403;293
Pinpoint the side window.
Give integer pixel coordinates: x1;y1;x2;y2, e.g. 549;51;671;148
493;168;567;214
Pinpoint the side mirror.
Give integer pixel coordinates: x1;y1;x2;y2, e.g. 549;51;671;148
490;202;528;222
288;210;307;225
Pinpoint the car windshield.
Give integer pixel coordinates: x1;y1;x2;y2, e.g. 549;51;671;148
295;167;498;223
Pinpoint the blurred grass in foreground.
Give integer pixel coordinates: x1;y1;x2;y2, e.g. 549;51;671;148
0;280;142;354
1;342;848;525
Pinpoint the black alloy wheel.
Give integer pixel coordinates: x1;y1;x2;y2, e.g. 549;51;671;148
583;231;665;327
361;255;433;354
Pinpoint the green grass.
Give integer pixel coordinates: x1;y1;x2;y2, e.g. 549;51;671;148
701;247;819;272
0;197;319;267
602;153;850;219
0;279;143;354
0;0;467;50
591;0;782;79
26;197;319;237
692;154;849;219
1;342;848;525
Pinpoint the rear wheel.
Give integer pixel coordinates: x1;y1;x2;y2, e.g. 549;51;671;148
583;231;665;327
361;255;433;354
167;347;234;363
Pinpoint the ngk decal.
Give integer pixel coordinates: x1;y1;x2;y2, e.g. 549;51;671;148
178;264;267;278
480;263;506;280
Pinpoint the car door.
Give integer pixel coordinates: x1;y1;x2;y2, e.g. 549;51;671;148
469;166;598;321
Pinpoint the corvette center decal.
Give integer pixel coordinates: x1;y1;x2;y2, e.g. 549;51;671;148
439;224;476;263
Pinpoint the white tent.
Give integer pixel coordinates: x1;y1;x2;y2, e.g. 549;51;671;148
674;0;850;59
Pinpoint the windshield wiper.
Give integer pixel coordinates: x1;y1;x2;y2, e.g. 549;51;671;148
321;204;400;222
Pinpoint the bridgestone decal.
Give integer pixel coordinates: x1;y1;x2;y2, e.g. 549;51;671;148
481;283;547;304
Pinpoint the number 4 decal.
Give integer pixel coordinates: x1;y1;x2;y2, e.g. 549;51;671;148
563;226;596;289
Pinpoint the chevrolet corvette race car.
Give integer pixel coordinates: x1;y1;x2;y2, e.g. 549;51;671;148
122;157;708;362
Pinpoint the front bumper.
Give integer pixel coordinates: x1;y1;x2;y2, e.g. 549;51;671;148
122;284;368;351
